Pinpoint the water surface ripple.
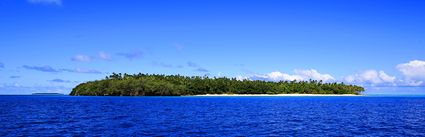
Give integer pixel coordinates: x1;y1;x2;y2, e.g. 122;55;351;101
1;96;424;136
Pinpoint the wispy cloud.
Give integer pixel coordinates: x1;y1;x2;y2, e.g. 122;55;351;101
9;76;20;79
22;65;60;72
117;50;143;60
196;68;209;72
27;0;62;6
152;61;173;68
71;52;112;62
60;68;102;74
22;65;102;74
71;55;92;62
187;61;209;72
98;52;112;61
49;79;71;83
187;62;199;67
152;61;183;68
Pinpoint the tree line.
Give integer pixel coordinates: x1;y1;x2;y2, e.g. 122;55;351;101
70;73;365;96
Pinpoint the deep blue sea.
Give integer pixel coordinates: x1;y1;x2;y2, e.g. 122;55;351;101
1;95;425;136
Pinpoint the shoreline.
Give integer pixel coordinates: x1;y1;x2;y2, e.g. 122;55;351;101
190;94;361;96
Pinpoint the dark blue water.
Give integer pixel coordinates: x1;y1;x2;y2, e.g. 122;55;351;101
1;96;425;136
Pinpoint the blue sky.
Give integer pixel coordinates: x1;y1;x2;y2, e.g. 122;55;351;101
1;0;425;94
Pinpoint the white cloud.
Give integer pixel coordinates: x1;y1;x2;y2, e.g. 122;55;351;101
396;60;425;86
344;70;396;86
264;71;304;81
71;52;112;62
343;60;425;87
248;69;334;82
379;71;396;83
27;0;62;6
397;60;425;79
294;69;335;82
98;52;112;61
344;75;356;83
236;75;249;81
71;55;92;62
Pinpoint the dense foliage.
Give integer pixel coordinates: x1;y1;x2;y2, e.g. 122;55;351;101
70;73;364;96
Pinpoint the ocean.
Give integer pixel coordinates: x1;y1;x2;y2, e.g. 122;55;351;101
1;95;425;136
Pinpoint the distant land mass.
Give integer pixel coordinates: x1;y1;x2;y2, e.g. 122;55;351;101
70;73;364;96
32;93;64;96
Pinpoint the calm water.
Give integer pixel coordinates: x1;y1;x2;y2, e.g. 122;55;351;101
1;96;425;136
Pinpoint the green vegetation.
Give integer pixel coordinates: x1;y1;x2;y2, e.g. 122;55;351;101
70;73;365;96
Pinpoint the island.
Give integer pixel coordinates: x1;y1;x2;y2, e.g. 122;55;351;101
32;93;64;96
70;73;364;96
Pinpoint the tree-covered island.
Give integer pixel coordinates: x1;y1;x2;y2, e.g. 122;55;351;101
70;73;364;96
